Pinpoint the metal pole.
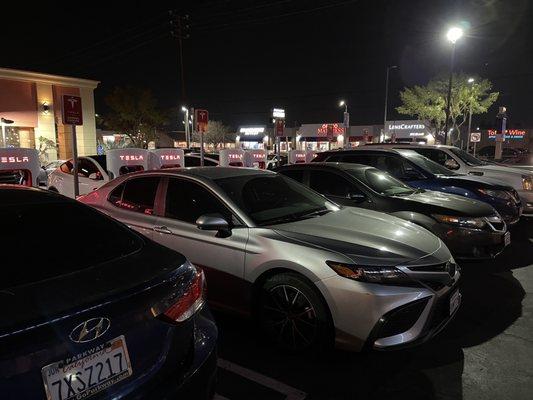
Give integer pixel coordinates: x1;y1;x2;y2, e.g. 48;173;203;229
185;108;190;148
444;44;456;145
200;133;204;166
71;124;80;198
467;102;473;152
384;67;391;130
1;123;5;147
473;141;477;157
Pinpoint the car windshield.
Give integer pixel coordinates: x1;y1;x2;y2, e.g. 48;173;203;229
398;150;458;176
449;147;486;166
350;168;415;196
214;174;339;226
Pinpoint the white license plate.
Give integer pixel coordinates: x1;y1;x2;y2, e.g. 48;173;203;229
42;335;132;400
504;231;511;246
449;290;461;315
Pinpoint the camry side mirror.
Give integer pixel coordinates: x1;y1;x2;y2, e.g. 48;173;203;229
444;159;460;170
196;213;231;237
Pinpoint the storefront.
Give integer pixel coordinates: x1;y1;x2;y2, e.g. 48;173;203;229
384;120;435;144
236;126;269;149
296;123;345;151
0;67;99;163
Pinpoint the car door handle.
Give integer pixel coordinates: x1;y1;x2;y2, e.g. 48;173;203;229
153;225;172;234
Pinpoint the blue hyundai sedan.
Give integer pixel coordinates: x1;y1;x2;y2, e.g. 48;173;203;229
0;186;217;399
313;148;522;225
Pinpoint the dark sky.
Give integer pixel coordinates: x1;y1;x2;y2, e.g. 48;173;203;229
3;0;532;129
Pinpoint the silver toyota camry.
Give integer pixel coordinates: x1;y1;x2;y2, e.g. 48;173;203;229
80;167;461;352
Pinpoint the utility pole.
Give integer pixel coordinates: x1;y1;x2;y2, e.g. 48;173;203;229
169;11;190;104
383;66;398;142
495;107;507;161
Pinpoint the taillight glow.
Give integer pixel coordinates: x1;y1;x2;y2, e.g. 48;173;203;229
161;267;205;323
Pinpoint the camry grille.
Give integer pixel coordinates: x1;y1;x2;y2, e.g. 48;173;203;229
407;262;456;277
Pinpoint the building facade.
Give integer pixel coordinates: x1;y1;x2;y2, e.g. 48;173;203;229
0;67;99;162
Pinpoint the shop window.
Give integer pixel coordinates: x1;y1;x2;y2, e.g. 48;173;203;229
2;126;36;148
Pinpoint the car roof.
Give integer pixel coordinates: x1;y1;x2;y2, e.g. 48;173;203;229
363;143;455;149
128;166;275;180
322;148;402;155
0;185;74;206
281;162;373;173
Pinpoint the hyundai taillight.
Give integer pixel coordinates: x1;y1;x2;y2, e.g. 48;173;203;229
155;264;206;324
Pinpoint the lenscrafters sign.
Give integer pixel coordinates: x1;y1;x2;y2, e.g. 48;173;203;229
385;120;430;138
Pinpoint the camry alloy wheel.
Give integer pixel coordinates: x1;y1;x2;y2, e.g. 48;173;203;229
262;284;318;350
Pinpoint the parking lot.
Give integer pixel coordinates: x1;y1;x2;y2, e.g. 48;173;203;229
214;219;533;400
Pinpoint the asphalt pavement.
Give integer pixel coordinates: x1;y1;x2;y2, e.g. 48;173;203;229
212;218;533;400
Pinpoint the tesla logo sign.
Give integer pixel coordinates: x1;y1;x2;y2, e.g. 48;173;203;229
0;156;29;163
195;109;209;133
119;155;144;161
251;153;264;159
228;154;242;160
62;95;83;125
69;317;111;343
295;153;306;159
160;155;181;161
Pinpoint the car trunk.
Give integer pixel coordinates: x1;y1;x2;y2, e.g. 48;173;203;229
0;235;195;399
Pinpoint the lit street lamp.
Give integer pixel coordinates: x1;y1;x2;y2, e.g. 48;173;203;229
339;100;350;148
383;65;398;142
444;26;464;145
181;106;190;148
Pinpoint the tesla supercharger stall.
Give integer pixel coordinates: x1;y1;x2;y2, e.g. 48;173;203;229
305;150;318;163
244;149;267;169
107;148;151;179
288;150;307;164
0;148;41;187
150;149;185;169
219;149;245;167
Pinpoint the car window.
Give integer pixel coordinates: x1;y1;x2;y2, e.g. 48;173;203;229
374;156;425;181
279;169;305;183
341;154;377;167
165;178;232;224
78;158;102;179
309;170;354;198
413;148;451;165
215;174;338;226
1;201;141;290
117;177;160;215
185;156;201;167
60;160;73;174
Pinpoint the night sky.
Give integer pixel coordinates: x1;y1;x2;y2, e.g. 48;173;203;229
3;0;532;130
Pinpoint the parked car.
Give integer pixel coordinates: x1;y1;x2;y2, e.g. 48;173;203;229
266;153;288;170
277;162;510;260
44;159;66;174
0;185;217;399
80;167;461;352
48;155;109;197
477;145;524;163
312;148;523;225
365;144;533;217
184;153;220;167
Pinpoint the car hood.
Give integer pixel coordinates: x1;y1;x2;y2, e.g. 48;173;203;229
270;207;450;267
393;190;495;217
470;164;532;185
437;174;511;190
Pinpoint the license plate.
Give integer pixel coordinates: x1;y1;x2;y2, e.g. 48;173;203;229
449;290;461;315
42;336;132;400
504;231;511;246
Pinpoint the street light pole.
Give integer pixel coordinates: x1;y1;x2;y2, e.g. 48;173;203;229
181;106;190;148
444;26;463;145
339;100;349;148
383;65;397;140
466;77;475;152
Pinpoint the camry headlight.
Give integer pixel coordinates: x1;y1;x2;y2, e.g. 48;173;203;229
522;175;533;191
326;261;411;284
432;214;487;229
477;188;513;201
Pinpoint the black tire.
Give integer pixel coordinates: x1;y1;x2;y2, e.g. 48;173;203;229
258;272;333;352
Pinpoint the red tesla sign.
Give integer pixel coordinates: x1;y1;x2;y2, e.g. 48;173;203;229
275;119;285;137
62;95;83;125
195;109;209;133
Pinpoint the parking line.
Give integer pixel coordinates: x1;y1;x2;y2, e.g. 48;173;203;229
218;358;307;400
